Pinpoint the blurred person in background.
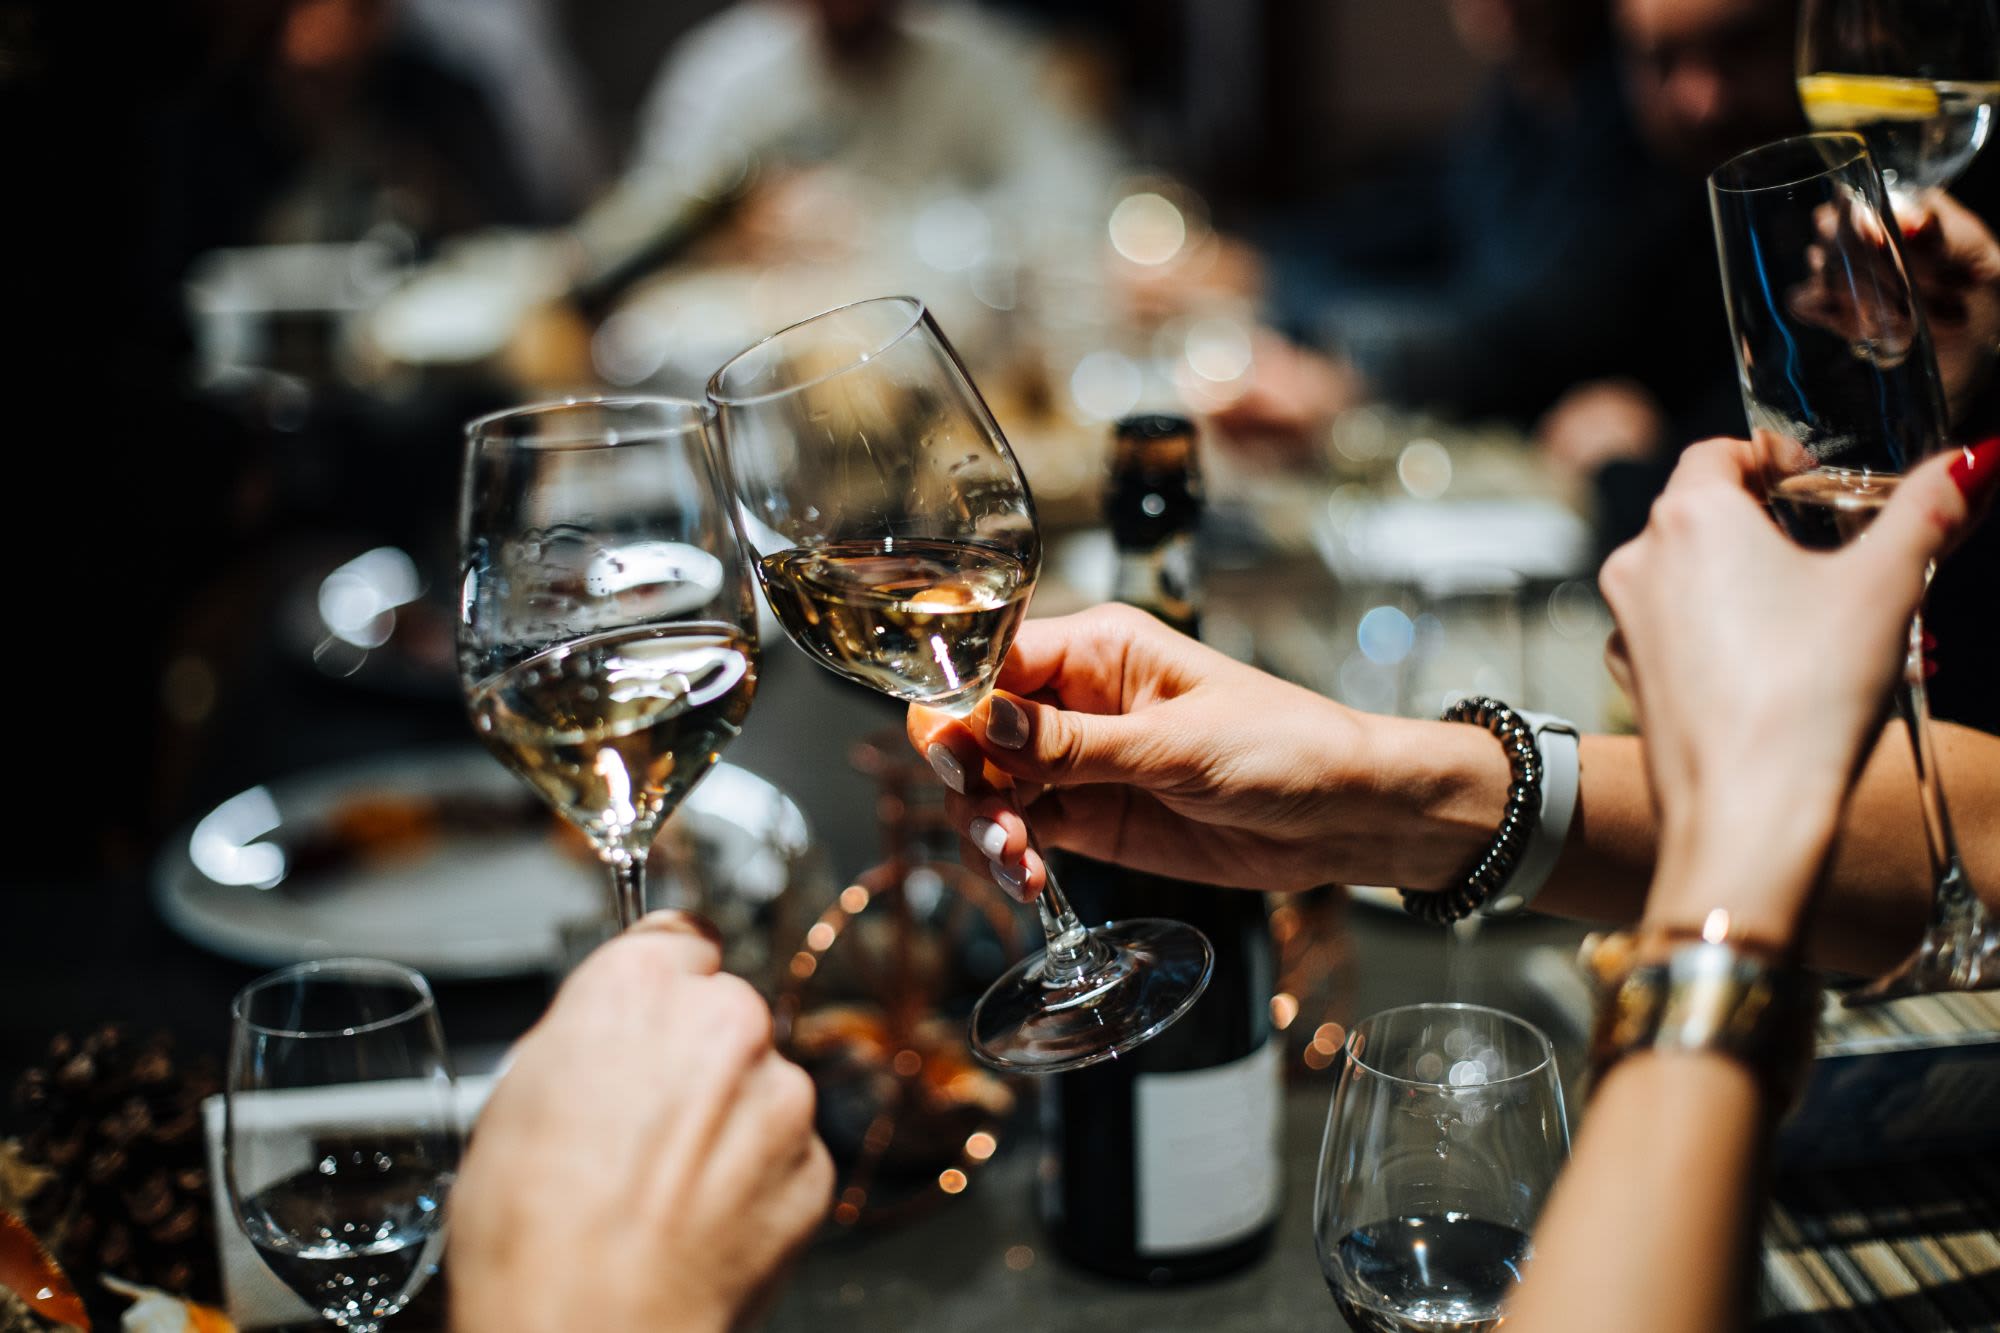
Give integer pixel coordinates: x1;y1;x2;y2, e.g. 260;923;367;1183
1212;0;1809;465
585;0;1116;270
197;0;597;247
1222;0;1698;435
5;0;606;878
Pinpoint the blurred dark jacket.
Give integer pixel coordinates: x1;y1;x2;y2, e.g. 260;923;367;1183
1264;53;1734;433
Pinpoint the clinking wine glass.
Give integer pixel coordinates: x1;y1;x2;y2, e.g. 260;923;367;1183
1711;131;1995;998
226;960;460;1333
1797;0;2000;217
457;396;759;928
1315;1004;1569;1333
708;295;1214;1072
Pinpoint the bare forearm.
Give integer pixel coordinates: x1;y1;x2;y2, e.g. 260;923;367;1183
1506;1052;1768;1333
1370;718;2000;978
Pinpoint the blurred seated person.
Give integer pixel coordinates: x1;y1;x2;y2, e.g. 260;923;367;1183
189;0;597;251
1215;0;1699;438
1571;0;2000;734
579;0;1115;271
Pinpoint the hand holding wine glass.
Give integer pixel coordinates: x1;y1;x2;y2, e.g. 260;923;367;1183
1899;191;2000;418
449;913;832;1333
906;604;1497;898
1712;130;1995;996
1599;436;1997;943
457;397;759;929
226;961;460;1333
709;296;1213;1072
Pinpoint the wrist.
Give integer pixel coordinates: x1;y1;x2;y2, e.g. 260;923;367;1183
1344;712;1512;890
1643;796;1841;947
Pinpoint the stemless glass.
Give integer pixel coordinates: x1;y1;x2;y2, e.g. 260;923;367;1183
226;960;460;1333
458;397;759;928
1315;1004;1569;1333
708;295;1213;1073
1711;132;1995;999
1797;0;2000;215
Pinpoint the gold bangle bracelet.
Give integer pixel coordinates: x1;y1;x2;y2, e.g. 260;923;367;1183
1583;933;1822;1112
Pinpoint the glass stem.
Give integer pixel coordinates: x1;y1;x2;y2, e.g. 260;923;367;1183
607;852;647;930
1022;826;1105;987
1850;611;1996;1002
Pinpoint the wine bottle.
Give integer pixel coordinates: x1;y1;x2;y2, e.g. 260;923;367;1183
1041;414;1283;1283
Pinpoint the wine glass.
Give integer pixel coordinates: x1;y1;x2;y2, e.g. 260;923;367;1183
458;396;759;928
226;960;460;1333
707;295;1213;1073
1797;0;2000;216
1711;131;1995;999
1315;1004;1569;1333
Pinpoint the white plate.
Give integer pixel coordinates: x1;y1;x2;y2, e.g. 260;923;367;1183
154;748;810;979
1313;496;1590;586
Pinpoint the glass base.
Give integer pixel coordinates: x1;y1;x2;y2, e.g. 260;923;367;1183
968;918;1214;1073
1844;856;1999;1005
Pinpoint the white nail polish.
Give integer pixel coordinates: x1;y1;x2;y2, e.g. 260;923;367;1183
927;743;966;794
969;817;1008;859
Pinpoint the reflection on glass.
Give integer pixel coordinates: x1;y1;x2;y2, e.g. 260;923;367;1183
226;960;460;1333
1711;132;1995;998
1316;1004;1568;1333
457;397;760;928
1797;0;2000;213
711;296;1213;1073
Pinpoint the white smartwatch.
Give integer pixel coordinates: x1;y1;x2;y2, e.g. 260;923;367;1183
1483;711;1580;917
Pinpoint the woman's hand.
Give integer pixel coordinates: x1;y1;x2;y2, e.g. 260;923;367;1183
906;603;1512;899
1598;436;1996;944
449;913;833;1333
1900;192;2000;422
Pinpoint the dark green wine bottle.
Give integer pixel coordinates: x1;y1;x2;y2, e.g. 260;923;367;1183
1041;414;1282;1284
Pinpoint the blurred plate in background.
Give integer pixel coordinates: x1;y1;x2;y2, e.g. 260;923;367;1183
154;748;810;979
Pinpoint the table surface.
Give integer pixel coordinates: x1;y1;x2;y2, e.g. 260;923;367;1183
7;462;1992;1331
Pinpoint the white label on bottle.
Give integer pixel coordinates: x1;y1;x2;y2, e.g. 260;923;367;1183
1133;1038;1282;1254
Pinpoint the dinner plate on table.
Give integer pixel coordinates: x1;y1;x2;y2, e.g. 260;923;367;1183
154;747;812;979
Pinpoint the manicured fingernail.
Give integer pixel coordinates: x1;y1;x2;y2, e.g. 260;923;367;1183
987;695;1028;750
927;743;966;794
630;909;724;949
1950;437;2000;506
989;857;1028;901
969;817;1008;860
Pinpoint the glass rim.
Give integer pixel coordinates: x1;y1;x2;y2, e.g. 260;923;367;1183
705;294;927;408
232;957;437;1040
1343;1001;1556;1089
1710;130;1872;196
463;395;713;450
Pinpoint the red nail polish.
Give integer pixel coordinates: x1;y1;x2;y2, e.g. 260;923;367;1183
1949;437;2000;505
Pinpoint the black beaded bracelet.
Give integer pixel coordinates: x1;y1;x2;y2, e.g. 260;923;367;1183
1400;697;1544;926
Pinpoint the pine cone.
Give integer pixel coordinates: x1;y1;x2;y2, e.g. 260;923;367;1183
9;1027;221;1304
0;1287;44;1333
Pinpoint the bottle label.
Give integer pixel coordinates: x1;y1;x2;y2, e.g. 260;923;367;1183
1133;1038;1282;1254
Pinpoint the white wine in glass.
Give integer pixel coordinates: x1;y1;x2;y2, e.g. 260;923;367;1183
458;397;760;927
710;296;1214;1073
754;538;1034;716
1797;0;2000;213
